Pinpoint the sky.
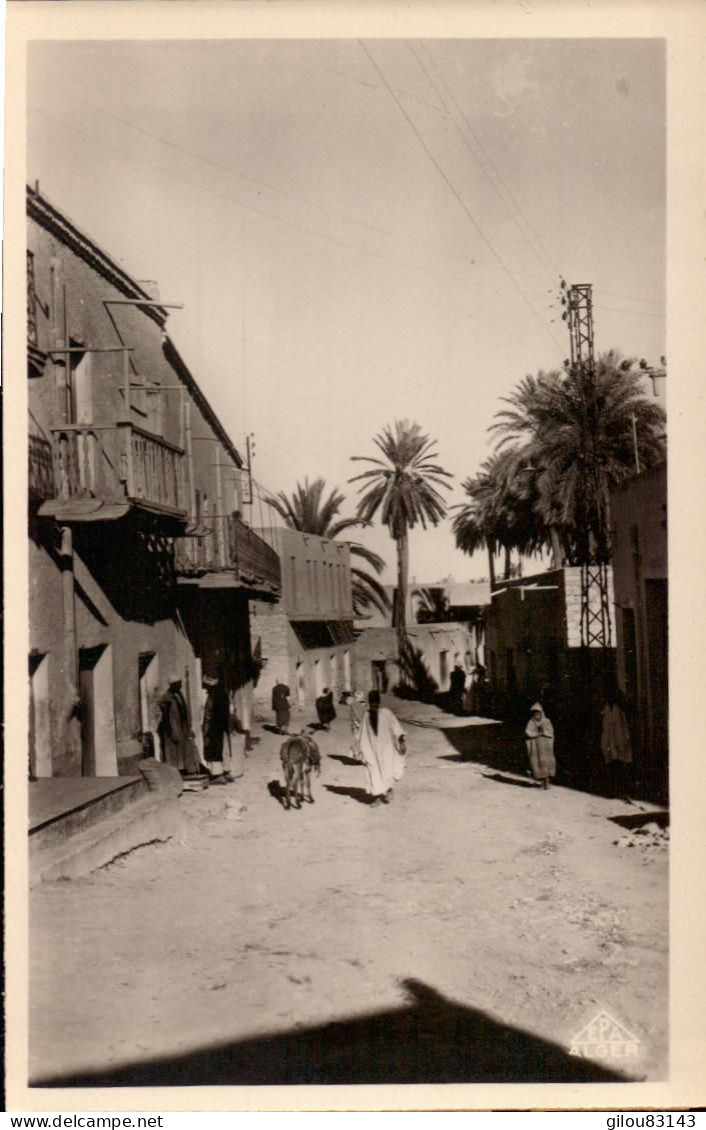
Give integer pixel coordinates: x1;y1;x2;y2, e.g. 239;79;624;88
27;38;666;585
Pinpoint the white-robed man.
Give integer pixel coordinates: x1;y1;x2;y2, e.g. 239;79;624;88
354;690;406;807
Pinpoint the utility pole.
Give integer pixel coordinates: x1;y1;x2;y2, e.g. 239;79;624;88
245;433;255;513
560;280;612;652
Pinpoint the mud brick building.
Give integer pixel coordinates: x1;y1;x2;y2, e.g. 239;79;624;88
27;185;279;779
353;622;475;701
485;566;616;723
250;526;356;713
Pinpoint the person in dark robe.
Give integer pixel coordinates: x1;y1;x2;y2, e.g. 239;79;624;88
158;674;199;775
202;676;233;783
449;664;466;714
315;687;336;730
525;702;556;789
272;678;291;734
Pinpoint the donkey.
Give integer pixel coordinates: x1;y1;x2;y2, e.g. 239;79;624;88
279;732;321;810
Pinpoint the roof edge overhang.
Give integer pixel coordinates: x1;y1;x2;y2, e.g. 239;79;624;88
27;186;168;330
36;497;187;531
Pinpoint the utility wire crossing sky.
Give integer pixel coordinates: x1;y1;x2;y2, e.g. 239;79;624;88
28;38;665;583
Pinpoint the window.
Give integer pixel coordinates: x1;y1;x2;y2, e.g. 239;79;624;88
289;556;298;607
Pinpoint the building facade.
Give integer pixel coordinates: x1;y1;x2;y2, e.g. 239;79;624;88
485;566;616;721
27;186;279;778
610;463;668;792
250;527;356;713
353;623;476;702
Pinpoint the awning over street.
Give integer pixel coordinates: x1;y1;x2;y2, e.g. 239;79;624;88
37;499;132;523
177;570;279;599
37;496;187;533
292;620;356;649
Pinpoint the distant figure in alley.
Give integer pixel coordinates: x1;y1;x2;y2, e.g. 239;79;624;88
525;702;556;790
347;690;366;754
449;663;466;714
315;686;336;731
354;690;406;807
272;678;291;735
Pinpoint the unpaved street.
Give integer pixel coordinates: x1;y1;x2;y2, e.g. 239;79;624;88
30;701;668;1087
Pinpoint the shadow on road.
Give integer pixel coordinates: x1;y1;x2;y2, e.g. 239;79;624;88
609;810;669;831
481;771;539;790
437;719;656;801
323;784;371;805
33;977;631;1087
266;779;287;808
327;753;362;767
439;720;526;776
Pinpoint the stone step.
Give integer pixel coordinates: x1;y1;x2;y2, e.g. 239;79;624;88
30;777;149;855
30;791;181;885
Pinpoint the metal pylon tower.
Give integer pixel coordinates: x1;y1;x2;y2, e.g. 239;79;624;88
561;280;612;650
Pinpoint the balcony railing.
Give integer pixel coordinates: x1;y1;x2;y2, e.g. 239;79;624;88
175;513;281;591
49;422;186;517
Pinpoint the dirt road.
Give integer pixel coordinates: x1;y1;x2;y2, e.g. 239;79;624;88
30;699;668;1087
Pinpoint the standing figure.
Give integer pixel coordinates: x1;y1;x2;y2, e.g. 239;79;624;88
475;663;487;714
158;673;199;775
525;702;556;790
354;690;406;807
315;686;336;731
449;663;466;714
272;677;291;735
462;668;474;715
202;676;234;783
348;691;365;755
234;679;254;752
600;688;633;796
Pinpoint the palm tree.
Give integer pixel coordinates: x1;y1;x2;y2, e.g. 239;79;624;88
452;450;549;586
492;351;666;563
350;420;452;643
412;586;449;624
265;477;390;617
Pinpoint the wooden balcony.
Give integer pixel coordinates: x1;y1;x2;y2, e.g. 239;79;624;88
45;422;186;521
175;513;281;595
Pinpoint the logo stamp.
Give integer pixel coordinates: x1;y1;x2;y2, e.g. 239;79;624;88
569;1010;641;1061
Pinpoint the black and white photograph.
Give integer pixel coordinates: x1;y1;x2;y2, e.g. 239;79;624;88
5;0;706;1114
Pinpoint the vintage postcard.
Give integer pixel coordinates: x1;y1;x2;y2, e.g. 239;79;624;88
4;0;706;1114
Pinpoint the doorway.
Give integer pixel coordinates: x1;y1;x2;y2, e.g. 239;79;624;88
371;660;388;694
29;652;51;778
313;658;324;697
296;661;306;706
79;644;118;776
138;651;160;760
645;579;668;754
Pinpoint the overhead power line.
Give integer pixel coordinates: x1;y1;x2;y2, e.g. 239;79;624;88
30;81;663;314
411;42;559;284
30;85;554;301
32;103;531;298
357;41;563;356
